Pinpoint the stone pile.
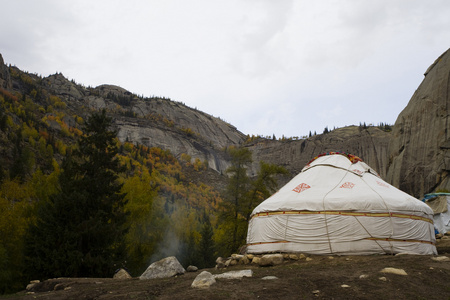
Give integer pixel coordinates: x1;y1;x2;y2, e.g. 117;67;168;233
215;253;308;268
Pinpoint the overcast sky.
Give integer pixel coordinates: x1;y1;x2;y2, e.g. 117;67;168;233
1;1;449;138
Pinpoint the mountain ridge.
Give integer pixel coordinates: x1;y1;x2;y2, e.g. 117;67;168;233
1;49;449;198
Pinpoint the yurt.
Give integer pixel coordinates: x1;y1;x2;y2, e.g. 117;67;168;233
246;152;437;255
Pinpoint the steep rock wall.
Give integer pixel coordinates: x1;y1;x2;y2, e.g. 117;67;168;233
386;48;450;198
249;126;391;185
40;74;246;174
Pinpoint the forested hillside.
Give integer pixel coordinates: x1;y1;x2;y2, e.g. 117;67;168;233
0;56;286;293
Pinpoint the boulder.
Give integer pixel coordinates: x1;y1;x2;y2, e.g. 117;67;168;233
216;257;225;264
139;256;185;280
251;256;261;265
187;265;199;272
289;254;299;260
191;271;216;289
224;259;232;267
242;256;250;264
231;254;244;260
113;268;132;279
26;280;40;291
258;254;284;266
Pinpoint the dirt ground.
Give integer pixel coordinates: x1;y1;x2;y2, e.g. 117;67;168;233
5;239;450;300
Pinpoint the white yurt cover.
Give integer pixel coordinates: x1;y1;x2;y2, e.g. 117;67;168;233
246;153;437;255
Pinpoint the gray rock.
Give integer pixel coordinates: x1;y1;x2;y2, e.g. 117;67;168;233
262;276;278;280
139;256;185;280
431;256;450;262
186;265;198;272
114;268;132;279
248;125;391;188
42;73;84;100
231;254;244;260
26;280;40;291
191;271;216;289
258;254;284;266
214;269;253;279
386;48;450;197
380;267;408;276
224;259;232;267
251;256;261;265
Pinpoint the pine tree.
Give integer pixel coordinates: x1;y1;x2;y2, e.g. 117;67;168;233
197;213;215;268
25;110;128;279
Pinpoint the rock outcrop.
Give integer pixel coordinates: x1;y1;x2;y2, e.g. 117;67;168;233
386;48;450;197
42;73;85;100
34;71;247;174
0;54;12;89
249;126;391;183
1;48;448;197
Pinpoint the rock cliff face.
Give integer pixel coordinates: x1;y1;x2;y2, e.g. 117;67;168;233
40;73;246;173
386;48;450;198
1;48;448;197
248;126;391;185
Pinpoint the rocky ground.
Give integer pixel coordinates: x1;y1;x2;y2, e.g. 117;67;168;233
5;239;450;300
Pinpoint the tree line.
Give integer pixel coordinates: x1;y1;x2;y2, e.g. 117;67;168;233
0;106;287;293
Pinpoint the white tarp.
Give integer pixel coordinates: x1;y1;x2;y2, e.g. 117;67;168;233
246;153;437;255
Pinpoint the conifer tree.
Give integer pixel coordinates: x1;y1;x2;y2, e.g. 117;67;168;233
197;213;215;268
25;110;128;279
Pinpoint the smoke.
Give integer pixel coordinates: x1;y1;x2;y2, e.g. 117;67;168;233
148;229;182;264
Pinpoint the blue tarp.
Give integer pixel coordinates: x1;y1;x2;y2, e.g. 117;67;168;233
422;193;450;202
